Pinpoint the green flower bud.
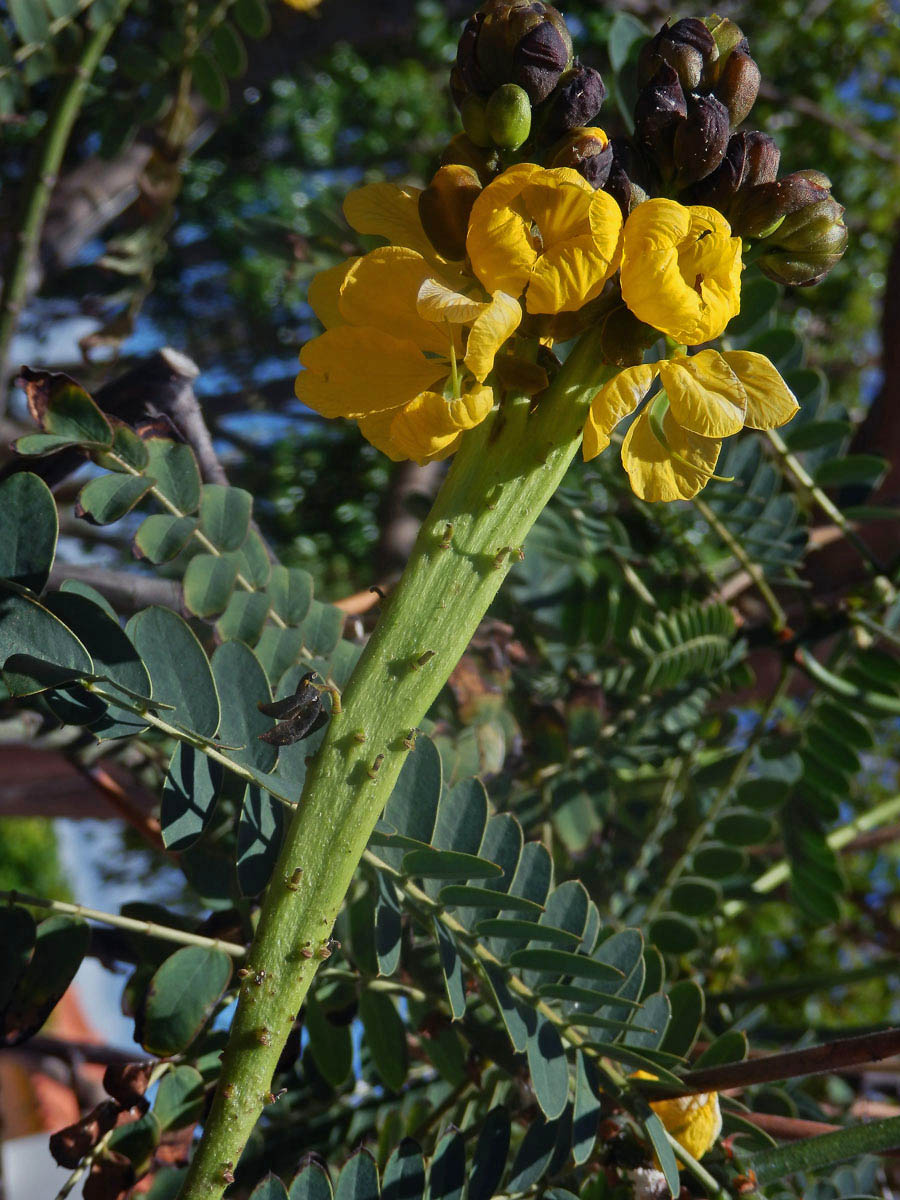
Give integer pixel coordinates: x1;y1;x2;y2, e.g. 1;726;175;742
461;93;492;147
485;82;532;150
440;133;499;185
638;18;718;92
419;164;483;261
549;126;613;188
757;183;848;286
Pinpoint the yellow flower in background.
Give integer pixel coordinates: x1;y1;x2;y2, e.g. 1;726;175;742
620;199;742;346
634;1072;722;1161
296;187;521;464
583;350;798;502
467;163;623;315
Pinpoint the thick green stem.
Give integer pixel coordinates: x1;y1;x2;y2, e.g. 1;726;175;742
177;331;613;1200
0;1;130;382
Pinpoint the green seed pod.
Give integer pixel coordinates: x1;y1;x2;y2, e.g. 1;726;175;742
461;93;492;147
485;83;532;150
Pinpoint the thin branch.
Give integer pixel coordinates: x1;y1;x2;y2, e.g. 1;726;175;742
2;888;246;958
47;563;183;613
640;1027;900;1100
4;1033;149;1067
694;495;788;631
0;0;132;380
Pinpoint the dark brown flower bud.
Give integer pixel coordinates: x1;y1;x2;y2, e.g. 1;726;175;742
689;130;779;211
757;182;848;286
716;48;760;126
512;17;572;103
673;93;730;184
638;18;718;92
743;130;780;186
456;14;489;96
419;165;483;261
602;138;647;215
634;63;686;178
701;16;748;88
542;62;607;137
550;126;613;188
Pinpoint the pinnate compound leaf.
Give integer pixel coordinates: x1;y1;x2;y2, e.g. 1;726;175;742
642;1112;680;1198
335;1150;380;1200
237;784;287;896
434;917;466;1019
508;948;623;983
0;915;89;1046
212;641;277;773
382;1139;424;1200
301;599;344;657
137;946;232;1055
145;439;201;512
470;1107;510;1200
506;1116;559;1193
134;514;197;563
359;990;407;1092
305;995;353;1088
18;368;112;447
649;913;701;955
199;484;253;551
379;736;441;869
249;1176;289;1200
0;588;93;696
216;591;270;645
661;980;704;1057
428;1130;465;1200
152;1064;204;1131
693;1028;747;1068
374;874;402;977
127;606;220;736
0;473;57;591
77;473;152;524
527;1016;569;1119
438;885;543;916
268;565;314;625
0;906;35;1012
402;848;502;881
572;1051;602;1165
183;552;239;618
289;1161;334;1200
161;743;222;852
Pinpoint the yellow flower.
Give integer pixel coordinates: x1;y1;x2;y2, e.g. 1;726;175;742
466;163;623;315
583;349;798;502
634;1072;722;1162
296;205;521;463
620;199;742;346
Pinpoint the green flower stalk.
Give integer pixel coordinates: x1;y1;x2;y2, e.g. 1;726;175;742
178;333;613;1200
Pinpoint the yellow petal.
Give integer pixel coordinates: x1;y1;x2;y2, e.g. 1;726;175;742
467;163;541;297
389;385;493;465
296;326;447;418
464;292;521;382
650;1092;723;1162
721;350;799;429
521;172;593;248
339;247;451;356
527;233;613;314
416;277;487;324
621;407;722;501
583;363;658;460
307;258;358;329
659;350;746;439
343;182;434;258
588;187;625;275
621;199;741;345
356;407;406;461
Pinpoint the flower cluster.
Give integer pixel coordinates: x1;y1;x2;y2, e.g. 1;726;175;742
295;4;847;505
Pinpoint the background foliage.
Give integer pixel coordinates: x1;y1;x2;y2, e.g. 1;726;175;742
0;1;899;1199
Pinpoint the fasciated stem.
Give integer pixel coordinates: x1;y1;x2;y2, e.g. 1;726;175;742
177;330;613;1200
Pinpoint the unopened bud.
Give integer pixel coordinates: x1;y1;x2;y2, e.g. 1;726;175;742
716;48;760;126
512;15;572;103
757;183;848;286
440;133;499;185
419;165;482;261
550;126;612;188
689;130;779;211
673;93;729;184
701;16;748;88
542;63;607;137
634;63;686;178
638;18;718;92
456;14;489;96
603;137;649;215
732;170;828;238
485;82;532;150
461;93;492;147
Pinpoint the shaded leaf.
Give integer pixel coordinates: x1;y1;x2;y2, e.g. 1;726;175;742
527;1016;569;1119
289;1161;334;1200
305;995;353;1088
0;588;92;696
359;990;407;1092
237;785;287;896
428;1130;465;1200
0;915;90;1046
334;1149;379;1200
0;473;57;591
212;641;277;773
152;1065;204;1131
127;606;220;736
199;484;252;552
134;515;197;563
137;946;232;1056
183;553;239;618
77;473;152;524
470;1107;510;1200
160;743;222;852
145;439;201;513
